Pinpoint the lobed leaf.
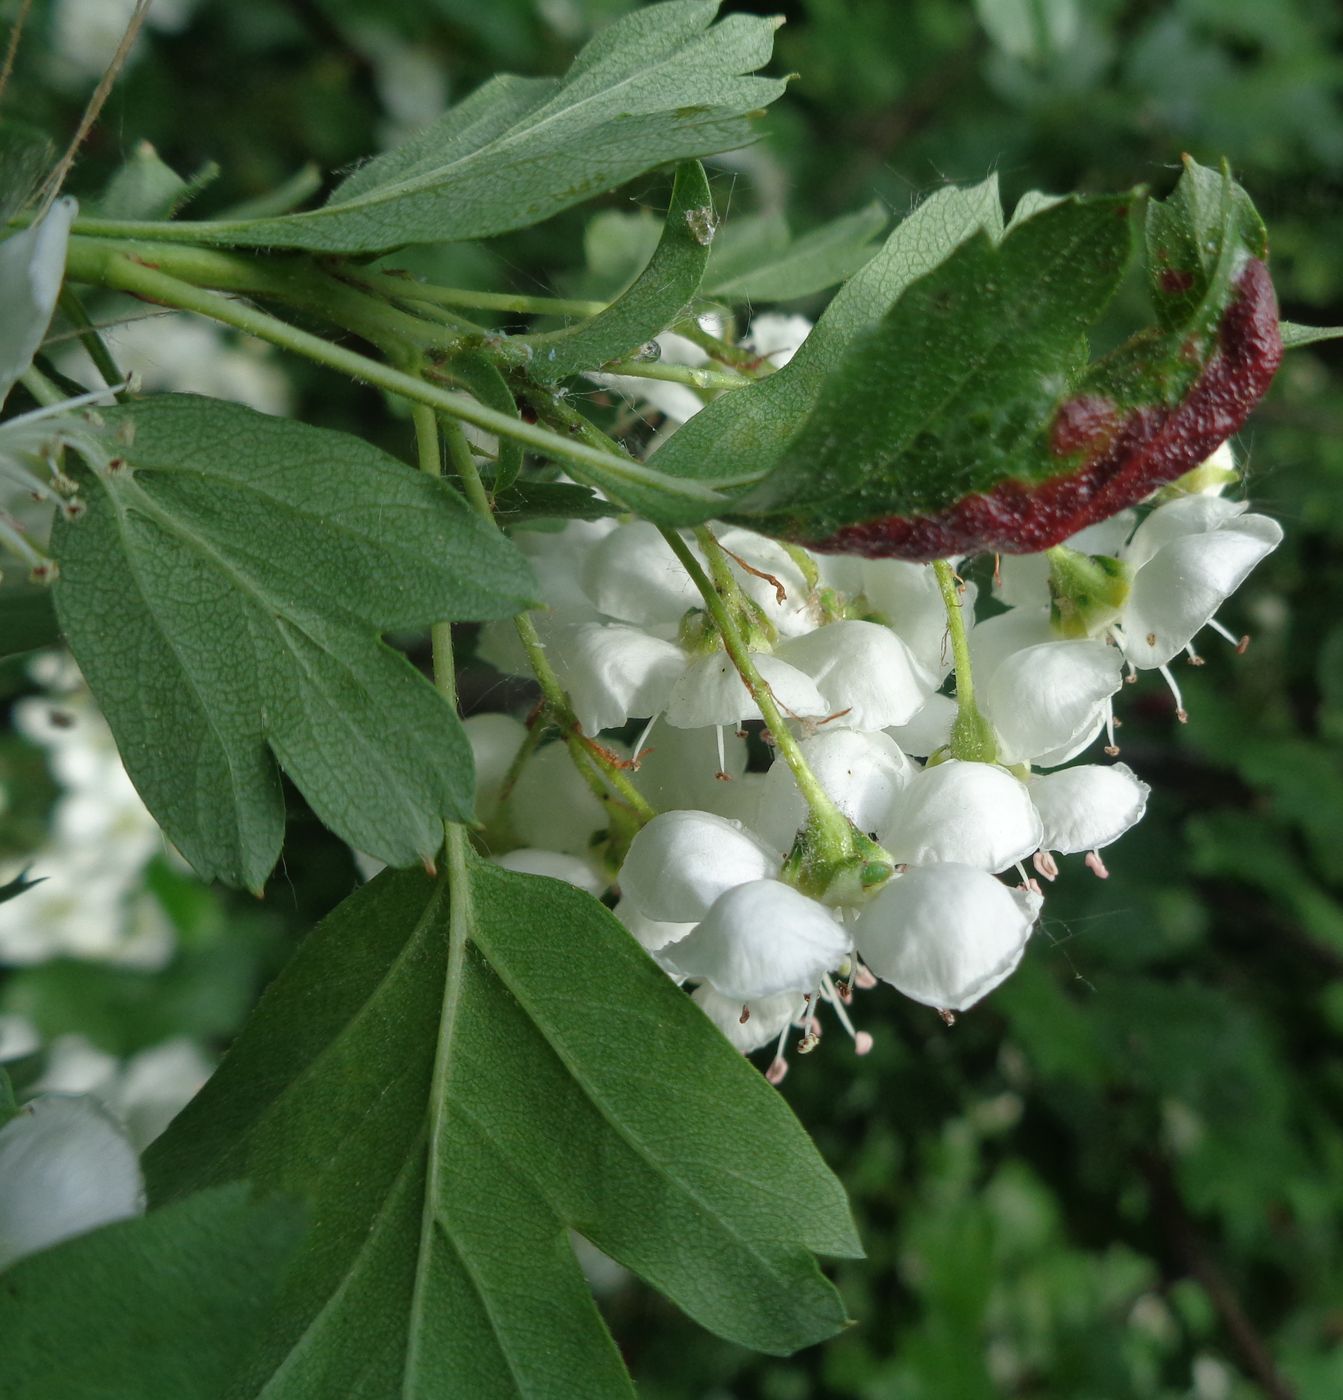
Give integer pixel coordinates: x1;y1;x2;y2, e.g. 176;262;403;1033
0;1184;304;1400
145;856;861;1398
526;160;714;384
727;159;1282;557
119;2;785;254
51;396;535;891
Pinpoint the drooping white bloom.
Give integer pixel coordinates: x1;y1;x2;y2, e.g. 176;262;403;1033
855;864;1042;1011
0;1096;144;1270
509;739;618;859
886;693;958;758
613;897;696;957
463;712;528;824
580;520;704;627
666;878;851;1001
0;199;76;410
1117;496;1283;669
741;313;813;367
860;559;973;684
557;624;687;735
775;620;931;730
881;759;1043;873
1029;762;1150;856
620;811;781;923
753;729;914;852
970;611;1124;765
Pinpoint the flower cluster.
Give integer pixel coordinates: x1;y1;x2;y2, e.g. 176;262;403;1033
477;327;1282;1077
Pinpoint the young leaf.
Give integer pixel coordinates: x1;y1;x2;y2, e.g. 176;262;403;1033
0;1184;304;1400
0;585;60;658
492;479;621;526
704;201;889;302
145;857;861;1397
131;2;785;254
732;159;1282;558
436;349;524;489
50;396;536;891
526;161;714;384
646;178;1005;507
0;867;44;907
1280;321;1343;349
92;141;219;222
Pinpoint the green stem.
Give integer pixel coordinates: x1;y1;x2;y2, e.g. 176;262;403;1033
673;317;764;372
18;366;66;409
63;246;727;508
663;526;853;853
359;272;608;321
56;288;130;401
595;358;746;391
440;418;495;519
932;559;997;763
412;405;458;712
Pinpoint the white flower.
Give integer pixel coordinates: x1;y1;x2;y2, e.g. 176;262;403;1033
0;1096;144;1270
774;620;931;729
886;693;957;758
580;520;703;627
619;810;780;923
855;864;1042;1011
1117;496;1283;669
754;729;914;851
880;759;1043;874
692;985;800;1054
860;559;972;684
0;199;76;410
556;624;686;735
666;878;851;1001
1029;762;1150;856
741;313;812;367
665;651;828;729
613;897;696;957
587;330;711;425
463;712;527;824
509;739;619;859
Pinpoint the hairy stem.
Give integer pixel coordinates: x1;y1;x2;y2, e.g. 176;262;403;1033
412;405;458;713
933;559;997;763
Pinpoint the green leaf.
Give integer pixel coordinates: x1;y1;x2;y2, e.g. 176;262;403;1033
1280;321;1343;348
492;479;621;526
0;120;55;224
438;349;524;489
0;1185;305;1400
646;177;1005;506
527;161;714;384
0;586;60;658
93;141;219;222
50;396;536;891
146;856;860;1397
140;2;785;254
729;159;1282;557
704;201;889;302
0;867;44;907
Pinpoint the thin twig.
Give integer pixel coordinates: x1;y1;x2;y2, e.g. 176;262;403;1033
0;0;33;107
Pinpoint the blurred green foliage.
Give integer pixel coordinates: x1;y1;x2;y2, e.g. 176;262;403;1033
3;0;1342;1394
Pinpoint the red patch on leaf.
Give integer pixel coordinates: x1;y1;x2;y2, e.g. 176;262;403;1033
809;258;1281;561
1159;268;1196;295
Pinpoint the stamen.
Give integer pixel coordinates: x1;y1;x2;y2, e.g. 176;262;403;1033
1184;644;1205;666
1085;849;1110;879
1103;697;1120;756
1207;617;1251;653
715;723;726;779
938;1008;957;1027
631;711;660;768
1157;664;1188;722
1033;850;1059;882
853;962;877;991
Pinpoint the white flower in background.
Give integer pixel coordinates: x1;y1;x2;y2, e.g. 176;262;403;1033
463;712;529;827
587;330;713;425
50;0;197;82
859;558;973;686
741;313;812;367
855;864;1042;1012
492;847;606;896
0;1096;144;1270
509;738;621;859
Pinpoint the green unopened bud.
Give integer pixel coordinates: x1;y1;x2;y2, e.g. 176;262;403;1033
1046;545;1131;639
948;703;998;764
1155;440;1238;502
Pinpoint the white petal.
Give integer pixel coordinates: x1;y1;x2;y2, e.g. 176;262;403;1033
1122;494;1248;572
984;639;1124;765
712;526;818;638
967;607;1056;692
0;1095;144;1269
855;864;1041;1010
692;985;799;1054
753;730;914;852
1030;762;1150;854
774;620;931;729
585;373;706;424
463;713;527;821
510;740;616;859
618;811;780;923
556;624;684;733
741;313;812;367
0;199;76;410
1121;513;1283;669
886;693;957;758
581;521;703;626
880;759;1043;872
667;879;851;1000
492;848;607;897
996;502;1133;606
860;559;971;683
665;651;827;728
613;896;696;956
